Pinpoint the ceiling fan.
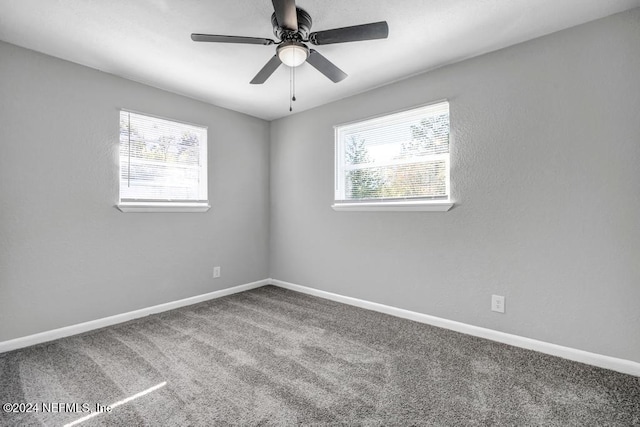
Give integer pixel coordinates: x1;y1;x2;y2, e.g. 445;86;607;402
191;0;389;85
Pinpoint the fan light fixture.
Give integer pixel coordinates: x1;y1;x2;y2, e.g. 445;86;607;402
277;41;309;67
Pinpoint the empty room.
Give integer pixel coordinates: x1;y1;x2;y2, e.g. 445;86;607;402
1;0;639;425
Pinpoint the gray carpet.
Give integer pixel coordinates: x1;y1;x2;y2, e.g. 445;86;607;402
1;285;638;426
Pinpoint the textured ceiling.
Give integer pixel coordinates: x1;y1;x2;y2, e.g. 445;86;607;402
1;0;639;120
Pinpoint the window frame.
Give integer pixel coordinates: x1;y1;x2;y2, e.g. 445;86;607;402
116;109;210;213
332;101;454;212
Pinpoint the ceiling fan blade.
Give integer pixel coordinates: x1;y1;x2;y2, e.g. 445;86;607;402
191;34;275;45
309;21;389;45
306;50;347;83
272;0;298;31
250;55;282;84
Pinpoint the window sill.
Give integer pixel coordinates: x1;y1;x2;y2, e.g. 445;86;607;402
116;202;211;213
332;200;454;212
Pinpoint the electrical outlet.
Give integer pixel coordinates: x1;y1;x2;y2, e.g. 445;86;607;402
213;266;221;278
491;295;505;313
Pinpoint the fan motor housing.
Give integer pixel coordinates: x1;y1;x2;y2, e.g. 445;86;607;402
271;7;312;40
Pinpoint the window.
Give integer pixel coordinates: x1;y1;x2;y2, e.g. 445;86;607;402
333;101;452;211
118;110;209;212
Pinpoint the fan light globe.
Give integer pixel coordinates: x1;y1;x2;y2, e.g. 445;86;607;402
277;42;309;67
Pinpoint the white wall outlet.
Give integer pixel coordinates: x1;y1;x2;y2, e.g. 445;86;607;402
491;295;505;313
213;266;221;278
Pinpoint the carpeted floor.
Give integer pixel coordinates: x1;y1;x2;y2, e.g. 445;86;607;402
1;285;639;426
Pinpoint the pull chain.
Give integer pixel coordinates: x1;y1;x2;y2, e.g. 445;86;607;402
289;66;297;112
292;65;296;102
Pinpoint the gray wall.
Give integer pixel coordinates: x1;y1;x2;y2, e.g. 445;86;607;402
0;41;270;341
270;9;640;362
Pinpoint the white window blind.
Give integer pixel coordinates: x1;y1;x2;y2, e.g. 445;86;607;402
119;111;208;206
334;101;450;205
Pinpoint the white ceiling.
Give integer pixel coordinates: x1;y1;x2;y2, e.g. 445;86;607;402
1;0;639;121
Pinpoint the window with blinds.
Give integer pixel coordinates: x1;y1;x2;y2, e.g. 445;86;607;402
334;101;450;209
119;111;208;211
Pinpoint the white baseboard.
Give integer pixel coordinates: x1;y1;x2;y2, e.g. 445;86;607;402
3;277;638;377
269;279;640;377
0;279;269;354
